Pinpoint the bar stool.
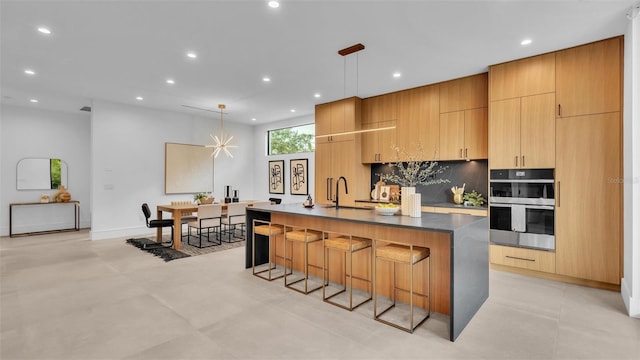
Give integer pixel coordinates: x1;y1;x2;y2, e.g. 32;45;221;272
323;232;372;311
374;241;431;333
284;226;324;294
252;219;286;281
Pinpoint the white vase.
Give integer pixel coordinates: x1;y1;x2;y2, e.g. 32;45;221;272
401;186;415;216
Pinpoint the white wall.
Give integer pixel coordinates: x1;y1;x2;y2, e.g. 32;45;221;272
622;9;640;318
89;100;254;240
252;114;315;205
0;105;91;235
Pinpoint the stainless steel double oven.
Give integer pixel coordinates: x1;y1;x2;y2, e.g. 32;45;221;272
489;169;555;251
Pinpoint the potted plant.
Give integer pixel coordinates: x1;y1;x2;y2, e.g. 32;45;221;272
193;192;208;204
463;190;486;207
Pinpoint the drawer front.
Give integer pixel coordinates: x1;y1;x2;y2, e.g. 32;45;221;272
426;206;488;217
490;244;556;273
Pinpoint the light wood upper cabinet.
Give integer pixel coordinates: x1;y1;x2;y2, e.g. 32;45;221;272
489;93;555;169
556;112;621;285
556;36;622;118
316;97;359;143
440;108;488;160
362;93;398;124
361;120;397;163
489;53;555;100
439;73;488;113
396;85;440;161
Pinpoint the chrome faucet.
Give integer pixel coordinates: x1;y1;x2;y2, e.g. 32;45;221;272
335;176;348;209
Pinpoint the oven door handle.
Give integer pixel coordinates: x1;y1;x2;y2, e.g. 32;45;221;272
523;204;555;210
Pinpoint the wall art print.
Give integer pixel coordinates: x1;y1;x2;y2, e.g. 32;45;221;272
268;160;285;194
289;158;308;195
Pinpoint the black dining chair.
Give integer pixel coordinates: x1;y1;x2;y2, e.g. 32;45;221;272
141;203;174;249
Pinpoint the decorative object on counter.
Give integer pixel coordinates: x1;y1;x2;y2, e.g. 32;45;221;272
290;158;308;195
378;144;450;215
206;104;237;158
379;186;391;202
268;160;285;194
408;193;422;218
40;193;50;203
401;186;415;215
303;195;314;208
375;203;399;215
52;185;71;202
451;184;465;204
232;190;239;203
463;190;486;207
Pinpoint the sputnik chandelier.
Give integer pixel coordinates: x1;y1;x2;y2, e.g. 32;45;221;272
207;104;237;158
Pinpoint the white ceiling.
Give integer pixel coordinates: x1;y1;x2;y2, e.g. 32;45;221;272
0;0;635;125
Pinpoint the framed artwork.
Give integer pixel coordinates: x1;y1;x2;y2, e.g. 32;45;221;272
379;186;391;202
290;159;308;195
268;160;285;194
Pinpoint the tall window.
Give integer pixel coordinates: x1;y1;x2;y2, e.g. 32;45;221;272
268;123;315;155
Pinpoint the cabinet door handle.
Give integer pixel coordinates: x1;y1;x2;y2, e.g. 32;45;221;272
326;178;331;201
557;181;560;207
522;155;525;167
459;149;463;158
506;255;535;262
557;104;561;117
465;148;468;158
515;156;518;167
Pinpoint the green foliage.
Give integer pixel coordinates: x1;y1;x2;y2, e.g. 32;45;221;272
463;190;486;207
269;128;315;155
50;158;61;189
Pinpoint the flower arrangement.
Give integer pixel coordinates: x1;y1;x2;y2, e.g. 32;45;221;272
377;144;450;187
193;192;208;203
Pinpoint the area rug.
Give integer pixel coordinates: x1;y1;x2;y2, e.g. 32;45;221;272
126;236;245;262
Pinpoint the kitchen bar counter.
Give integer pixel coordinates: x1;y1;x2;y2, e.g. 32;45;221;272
246;203;489;341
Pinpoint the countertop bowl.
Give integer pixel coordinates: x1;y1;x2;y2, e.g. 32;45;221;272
374;206;400;216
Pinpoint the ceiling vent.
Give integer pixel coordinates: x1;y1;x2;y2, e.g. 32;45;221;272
80;106;91;112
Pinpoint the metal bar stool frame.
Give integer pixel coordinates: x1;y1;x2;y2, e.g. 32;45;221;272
322;232;373;311
373;240;431;333
283;225;324;294
252;219;285;281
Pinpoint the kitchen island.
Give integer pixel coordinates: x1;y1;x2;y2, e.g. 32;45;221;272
246;203;488;341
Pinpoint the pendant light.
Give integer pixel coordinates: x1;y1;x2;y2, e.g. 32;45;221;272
207;104;237;158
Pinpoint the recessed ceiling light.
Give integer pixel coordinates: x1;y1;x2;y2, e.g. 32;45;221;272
262;77;271;82
166;79;175;84
314;93;321;98
290;109;296;113
186;52;197;59
24;69;36;75
393;72;401;78
268;1;280;8
521;39;532;46
251;118;257;121
30;99;39;103
37;27;51;35
136;96;143;101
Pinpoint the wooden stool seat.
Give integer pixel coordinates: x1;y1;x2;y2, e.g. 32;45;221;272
376;244;429;264
325;236;371;252
254;224;284;236
286;229;323;242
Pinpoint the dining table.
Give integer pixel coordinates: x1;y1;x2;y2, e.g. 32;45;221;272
156;201;263;249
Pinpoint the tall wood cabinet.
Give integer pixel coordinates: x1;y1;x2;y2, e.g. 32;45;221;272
396;85;440;161
554;37;623;286
556;37;622;118
556;112;621;284
489;52;556;169
315;97;370;206
361;93;398;163
439;73;488;161
488;36;623;287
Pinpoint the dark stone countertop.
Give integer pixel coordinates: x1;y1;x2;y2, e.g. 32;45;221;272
249;203;486;233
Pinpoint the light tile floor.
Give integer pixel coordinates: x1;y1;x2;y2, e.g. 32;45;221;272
1;230;639;360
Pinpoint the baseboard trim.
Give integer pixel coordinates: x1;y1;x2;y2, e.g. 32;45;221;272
490;263;621;292
90;226;165;240
621;277;640;317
